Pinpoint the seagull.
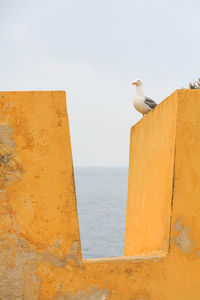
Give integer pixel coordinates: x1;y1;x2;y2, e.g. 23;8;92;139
132;79;157;116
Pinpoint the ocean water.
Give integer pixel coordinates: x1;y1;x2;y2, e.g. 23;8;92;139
74;166;128;259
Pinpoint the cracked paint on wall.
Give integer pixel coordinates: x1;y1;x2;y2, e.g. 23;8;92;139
173;219;194;254
55;287;109;300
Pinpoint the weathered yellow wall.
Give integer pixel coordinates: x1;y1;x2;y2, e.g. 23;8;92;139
0;90;200;299
125;93;177;256
0;91;81;298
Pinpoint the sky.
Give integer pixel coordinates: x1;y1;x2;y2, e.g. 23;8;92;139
0;0;200;166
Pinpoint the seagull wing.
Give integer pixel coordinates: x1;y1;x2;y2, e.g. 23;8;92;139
144;97;157;110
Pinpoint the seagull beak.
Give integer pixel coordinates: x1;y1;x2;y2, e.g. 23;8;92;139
132;82;136;85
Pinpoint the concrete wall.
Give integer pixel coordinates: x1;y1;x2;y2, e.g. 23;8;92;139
0;90;200;299
125;93;177;256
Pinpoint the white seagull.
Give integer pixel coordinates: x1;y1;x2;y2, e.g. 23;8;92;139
132;79;157;116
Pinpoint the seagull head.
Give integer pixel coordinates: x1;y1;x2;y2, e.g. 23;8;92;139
132;79;142;87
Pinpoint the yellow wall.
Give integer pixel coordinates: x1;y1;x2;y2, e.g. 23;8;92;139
125;93;177;256
0;90;200;299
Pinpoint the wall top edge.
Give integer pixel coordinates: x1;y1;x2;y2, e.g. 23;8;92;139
130;89;200;129
0;90;66;94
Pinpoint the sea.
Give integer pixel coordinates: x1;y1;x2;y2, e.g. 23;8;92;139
74;166;128;259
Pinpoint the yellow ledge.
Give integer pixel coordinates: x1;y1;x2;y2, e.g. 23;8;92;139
0;90;200;299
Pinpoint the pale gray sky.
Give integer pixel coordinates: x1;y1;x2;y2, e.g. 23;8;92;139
1;0;200;166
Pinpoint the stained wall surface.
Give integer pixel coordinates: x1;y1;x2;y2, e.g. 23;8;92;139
0;90;200;300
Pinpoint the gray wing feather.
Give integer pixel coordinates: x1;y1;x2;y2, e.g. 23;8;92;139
144;97;157;109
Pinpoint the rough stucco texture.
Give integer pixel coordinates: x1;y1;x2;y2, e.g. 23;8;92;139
0;90;200;299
